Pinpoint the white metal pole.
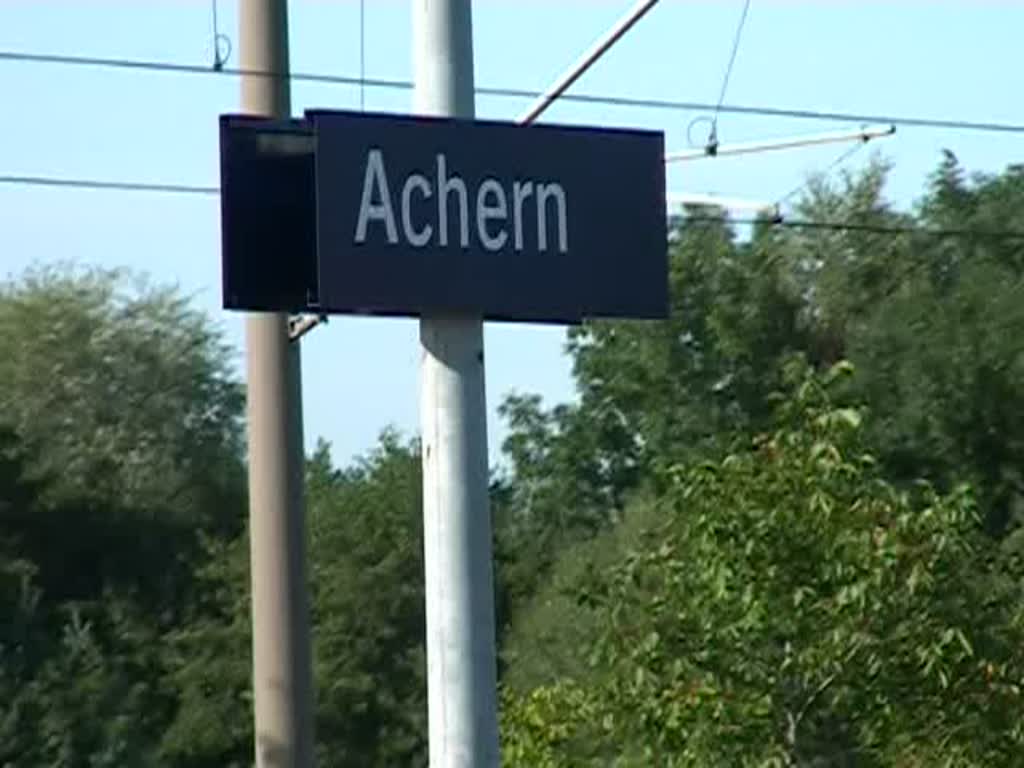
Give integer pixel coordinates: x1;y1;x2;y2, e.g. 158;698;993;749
414;2;500;767
664;123;896;162
240;2;315;766
517;0;661;125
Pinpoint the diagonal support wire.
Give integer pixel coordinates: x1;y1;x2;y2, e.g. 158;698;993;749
517;0;661;125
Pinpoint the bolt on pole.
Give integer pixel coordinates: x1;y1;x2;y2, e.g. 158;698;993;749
240;1;315;766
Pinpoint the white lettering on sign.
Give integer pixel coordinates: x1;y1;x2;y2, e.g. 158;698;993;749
354;149;568;254
401;174;433;247
476;178;508;252
512;181;533;251
537;183;568;254
437;155;469;248
355;149;399;244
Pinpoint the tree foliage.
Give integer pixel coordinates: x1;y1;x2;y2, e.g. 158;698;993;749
501;361;1024;766
5;154;1024;765
0;265;245;530
162;433;429;766
0;268;246;767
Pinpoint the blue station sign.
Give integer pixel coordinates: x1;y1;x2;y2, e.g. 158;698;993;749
220;109;667;323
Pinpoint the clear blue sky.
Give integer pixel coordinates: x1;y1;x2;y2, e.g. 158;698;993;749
1;1;1021;468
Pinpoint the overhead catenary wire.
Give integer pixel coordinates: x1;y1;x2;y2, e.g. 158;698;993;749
2;49;1024;134
3;171;1023;242
706;0;752;151
0;173;218;195
0;49;409;89
684;215;1024;241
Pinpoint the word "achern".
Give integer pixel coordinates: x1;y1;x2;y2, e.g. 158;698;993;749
354;149;570;254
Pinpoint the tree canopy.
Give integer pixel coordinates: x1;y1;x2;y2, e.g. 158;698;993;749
501;361;1024;766
4;153;1024;765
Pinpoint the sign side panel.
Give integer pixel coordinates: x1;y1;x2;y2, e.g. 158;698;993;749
220;117;318;313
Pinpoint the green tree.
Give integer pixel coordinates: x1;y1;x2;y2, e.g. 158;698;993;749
309;432;427;766
494;393;633;620
843;155;1024;533
566;211;805;479
0;265;245;534
0;266;248;766
0;428;175;767
497;156;1024;612
502;361;1024;766
494;209;809;626
163;432;429;767
159;533;254;767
